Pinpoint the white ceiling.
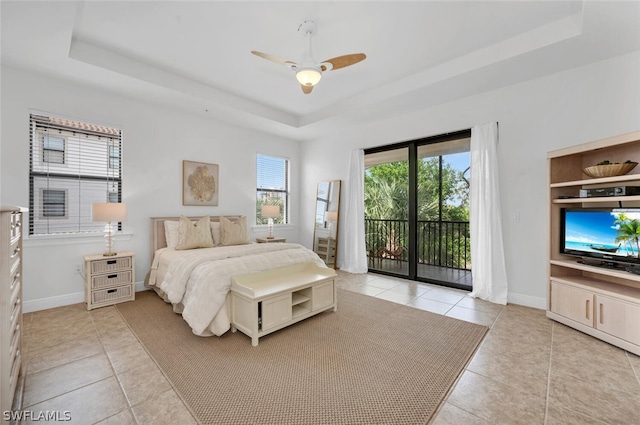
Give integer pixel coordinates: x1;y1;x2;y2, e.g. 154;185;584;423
2;1;639;140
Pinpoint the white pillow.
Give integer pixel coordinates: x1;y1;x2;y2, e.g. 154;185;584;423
220;216;251;246
164;221;180;249
176;216;214;250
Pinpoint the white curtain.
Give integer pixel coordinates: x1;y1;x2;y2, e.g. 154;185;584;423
469;123;508;304
341;149;368;273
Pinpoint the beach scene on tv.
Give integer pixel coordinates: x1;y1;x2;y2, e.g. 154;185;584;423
564;210;640;258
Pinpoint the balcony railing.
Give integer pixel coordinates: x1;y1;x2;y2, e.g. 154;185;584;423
365;218;471;270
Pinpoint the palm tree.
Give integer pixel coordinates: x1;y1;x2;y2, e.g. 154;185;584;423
616;218;640;258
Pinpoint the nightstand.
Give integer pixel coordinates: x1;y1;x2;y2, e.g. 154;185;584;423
84;251;135;310
256;237;286;243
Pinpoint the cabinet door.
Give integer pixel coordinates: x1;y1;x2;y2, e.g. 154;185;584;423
262;293;292;331
312;281;334;311
596;294;640;346
550;281;594;327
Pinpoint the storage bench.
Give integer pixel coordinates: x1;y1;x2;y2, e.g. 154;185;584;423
230;262;337;346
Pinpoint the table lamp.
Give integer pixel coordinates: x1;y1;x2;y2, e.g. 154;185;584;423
324;211;337;238
92;202;127;256
261;205;280;239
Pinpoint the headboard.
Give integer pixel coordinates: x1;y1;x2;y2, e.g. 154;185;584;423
150;216;243;259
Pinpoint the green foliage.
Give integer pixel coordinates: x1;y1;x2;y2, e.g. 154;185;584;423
364;155;471;270
256;195;285;225
615;216;640;258
364;157;469;221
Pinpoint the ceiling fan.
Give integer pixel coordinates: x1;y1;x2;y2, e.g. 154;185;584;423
251;20;366;94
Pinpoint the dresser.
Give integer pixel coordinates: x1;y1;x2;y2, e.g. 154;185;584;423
84;251;135;310
1;207;24;420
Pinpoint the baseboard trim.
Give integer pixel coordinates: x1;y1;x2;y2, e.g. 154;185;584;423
23;281;149;313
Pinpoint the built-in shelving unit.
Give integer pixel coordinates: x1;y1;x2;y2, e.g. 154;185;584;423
547;130;640;355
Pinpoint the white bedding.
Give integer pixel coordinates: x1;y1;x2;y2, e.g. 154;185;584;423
147;242;326;336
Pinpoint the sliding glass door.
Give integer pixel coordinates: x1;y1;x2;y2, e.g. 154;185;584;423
416;139;472;289
364;147;409;277
365;131;472;290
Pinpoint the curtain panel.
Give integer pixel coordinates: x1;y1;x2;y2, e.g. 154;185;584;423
341;149;368;273
469;122;509;304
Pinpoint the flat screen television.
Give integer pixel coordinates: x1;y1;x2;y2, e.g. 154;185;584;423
560;208;640;266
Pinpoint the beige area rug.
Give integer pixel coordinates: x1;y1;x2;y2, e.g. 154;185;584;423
116;289;487;424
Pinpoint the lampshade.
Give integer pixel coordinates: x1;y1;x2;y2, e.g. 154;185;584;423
324;211;337;223
261;205;280;218
296;67;322;86
92;203;127;222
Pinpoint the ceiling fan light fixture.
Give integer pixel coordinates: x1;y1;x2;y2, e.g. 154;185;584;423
296;67;322;86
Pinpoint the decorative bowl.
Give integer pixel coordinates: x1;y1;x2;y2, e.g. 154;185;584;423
583;162;638;178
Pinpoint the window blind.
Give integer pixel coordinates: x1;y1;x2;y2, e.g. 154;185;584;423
256;154;289;224
29;114;123;236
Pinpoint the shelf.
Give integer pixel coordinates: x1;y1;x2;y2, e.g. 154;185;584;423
550;259;640;282
292;293;309;306
550;173;640;188
292;304;311;319
552;195;640;204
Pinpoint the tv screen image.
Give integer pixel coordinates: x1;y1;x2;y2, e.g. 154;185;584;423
561;208;640;264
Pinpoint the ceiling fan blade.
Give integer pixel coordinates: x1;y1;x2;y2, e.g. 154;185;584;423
301;84;313;94
322;53;366;71
251;50;295;66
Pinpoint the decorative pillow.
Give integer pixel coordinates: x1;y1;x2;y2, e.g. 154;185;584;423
176;216;214;250
220;216;251;246
164;220;180;249
210;221;221;246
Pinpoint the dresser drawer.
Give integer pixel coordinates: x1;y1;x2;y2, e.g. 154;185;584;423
91;270;132;289
9;324;20;361
10;211;22;240
9;298;20;329
9;266;21;293
9;238;21;274
92;285;133;305
91;256;132;274
10;349;21;396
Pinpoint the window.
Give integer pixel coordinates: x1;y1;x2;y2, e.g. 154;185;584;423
256;154;289;224
29;114;123;236
43;135;65;164
42;189;66;217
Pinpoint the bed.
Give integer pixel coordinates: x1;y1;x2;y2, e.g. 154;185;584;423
146;215;328;337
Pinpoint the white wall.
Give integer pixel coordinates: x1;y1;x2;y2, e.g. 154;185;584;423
300;50;640;309
0;67;301;312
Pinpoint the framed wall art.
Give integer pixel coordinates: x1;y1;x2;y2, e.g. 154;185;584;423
183;160;219;206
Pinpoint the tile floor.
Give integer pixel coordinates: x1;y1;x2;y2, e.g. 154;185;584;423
17;271;640;424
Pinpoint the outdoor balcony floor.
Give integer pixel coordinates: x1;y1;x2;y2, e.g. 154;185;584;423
369;259;472;290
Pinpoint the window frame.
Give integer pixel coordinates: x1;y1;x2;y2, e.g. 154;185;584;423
29;113;123;236
256;153;290;225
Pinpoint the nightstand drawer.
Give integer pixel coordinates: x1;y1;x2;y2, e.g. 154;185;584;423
92;285;133;305
92;270;132;289
91;256;132;274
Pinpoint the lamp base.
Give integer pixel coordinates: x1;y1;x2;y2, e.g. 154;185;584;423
102;252;118;257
